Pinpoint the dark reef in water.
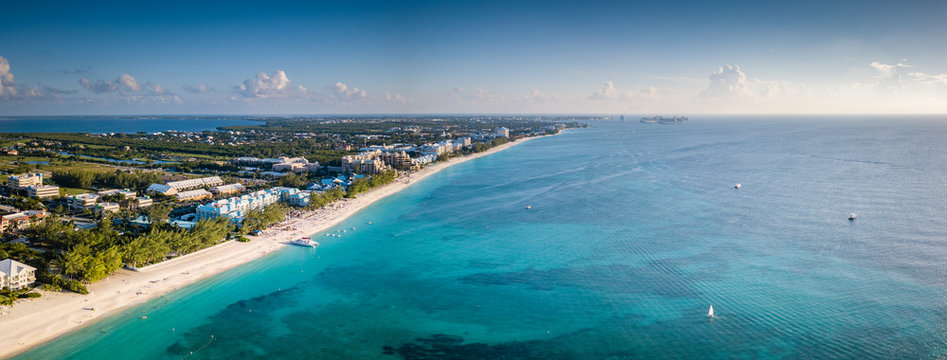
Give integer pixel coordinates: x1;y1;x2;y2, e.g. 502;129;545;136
387;334;575;360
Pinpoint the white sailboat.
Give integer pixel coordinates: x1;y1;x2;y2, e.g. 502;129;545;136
708;305;715;318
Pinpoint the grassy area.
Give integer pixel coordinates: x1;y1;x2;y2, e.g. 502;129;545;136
61;187;91;196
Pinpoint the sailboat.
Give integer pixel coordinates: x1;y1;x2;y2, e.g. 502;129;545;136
708;305;715;318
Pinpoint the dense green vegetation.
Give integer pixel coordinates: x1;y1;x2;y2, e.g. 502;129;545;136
345;170;398;198
240;203;289;234
51;169;161;191
307;187;345;209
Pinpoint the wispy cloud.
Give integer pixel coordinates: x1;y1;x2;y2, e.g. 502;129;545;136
327;81;367;103
182;84;211;93
590;81;656;100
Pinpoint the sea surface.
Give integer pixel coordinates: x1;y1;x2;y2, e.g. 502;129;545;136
15;116;947;359
0;116;260;133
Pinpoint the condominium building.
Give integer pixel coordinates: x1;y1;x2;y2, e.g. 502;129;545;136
97;189;137;199
0;259;36;290
195;189;281;223
136;196;154;208
165;176;224;191
341;150;391;175
27;185;60;199
495;127;510;138
378;151;412;168
9;173;43;189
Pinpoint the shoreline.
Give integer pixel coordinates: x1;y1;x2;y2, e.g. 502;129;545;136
0;133;556;359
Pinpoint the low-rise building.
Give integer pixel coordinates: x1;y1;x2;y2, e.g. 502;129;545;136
175;189;213;202
195;188;281;223
97;189;137;199
210;183;246;196
0;259;36;290
146;183;178;196
27;185;60;199
94;202;121;214
495;127;510;138
165;176;223;191
67;193;100;210
9;173;43;189
1;211;47;233
136;196;154;208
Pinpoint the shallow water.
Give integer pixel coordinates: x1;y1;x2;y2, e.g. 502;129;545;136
16;116;947;359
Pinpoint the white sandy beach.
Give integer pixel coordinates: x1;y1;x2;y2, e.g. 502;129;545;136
0;134;550;359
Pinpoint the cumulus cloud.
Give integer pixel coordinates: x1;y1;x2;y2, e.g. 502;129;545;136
328;82;367;102
385;92;411;104
590;81;657;100
473;88;500;102
702;65;750;97
522;89;556;102
0;56;17;97
182;84;210;93
117;73;141;91
79;78;118;93
237;70;306;98
869;61;911;79
700;64;805;99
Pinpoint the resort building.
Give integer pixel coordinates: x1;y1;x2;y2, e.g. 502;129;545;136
175;189;213;202
166;176;224;191
67;193;100;210
8;173;43;189
0;211;47;233
146;184;178;196
147;176;223;196
210;183;246;196
0;259;36;290
378;151;412;168
196;189;281;223
27;185;60;199
341;150;391;175
495;127;510;138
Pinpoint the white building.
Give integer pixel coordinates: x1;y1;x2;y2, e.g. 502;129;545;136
495;127;510;138
0;259;36;290
67;193;100;210
176;189;213;202
9;173;43;189
210;183;246;196
27;185;60;199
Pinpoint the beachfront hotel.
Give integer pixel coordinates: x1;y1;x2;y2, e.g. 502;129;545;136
0;259;36;290
195;187;305;223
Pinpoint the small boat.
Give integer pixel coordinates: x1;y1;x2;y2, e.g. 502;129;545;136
291;237;319;247
734;184;741;189
525;205;531;209
849;213;857;221
708;305;715;318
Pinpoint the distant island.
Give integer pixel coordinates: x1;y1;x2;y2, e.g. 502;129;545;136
640;115;688;124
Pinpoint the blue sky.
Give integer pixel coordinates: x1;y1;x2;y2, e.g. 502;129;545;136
1;0;945;115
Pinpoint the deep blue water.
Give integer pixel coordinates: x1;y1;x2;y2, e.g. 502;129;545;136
0;117;260;133
14;117;947;359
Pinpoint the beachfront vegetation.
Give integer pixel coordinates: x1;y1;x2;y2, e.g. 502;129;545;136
346;170;398;198
240;203;289;234
307;187;345;209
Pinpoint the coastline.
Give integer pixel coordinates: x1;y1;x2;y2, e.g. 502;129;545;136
0;133;555;359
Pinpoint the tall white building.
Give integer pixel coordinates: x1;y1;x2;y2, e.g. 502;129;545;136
0;259;36;290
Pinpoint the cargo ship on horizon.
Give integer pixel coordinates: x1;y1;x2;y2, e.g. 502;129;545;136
640;115;688;124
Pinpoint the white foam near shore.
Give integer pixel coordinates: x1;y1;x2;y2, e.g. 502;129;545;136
0;133;554;359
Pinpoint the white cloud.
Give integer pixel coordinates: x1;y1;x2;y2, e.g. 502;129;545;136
869;61;911;79
328;82;367;102
238;70;305;98
908;72;947;85
700;64;805;99
117;73;141;91
79;78;118;93
590;81;656;100
702;65;750;97
385;92;412;104
522;89;556;102
0;56;17;97
473;88;500;102
183;84;210;93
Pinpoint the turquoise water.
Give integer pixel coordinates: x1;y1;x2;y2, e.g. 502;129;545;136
15;117;947;359
0;117;259;133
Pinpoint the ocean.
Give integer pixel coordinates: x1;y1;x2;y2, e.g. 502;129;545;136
14;116;947;359
0;117;260;133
